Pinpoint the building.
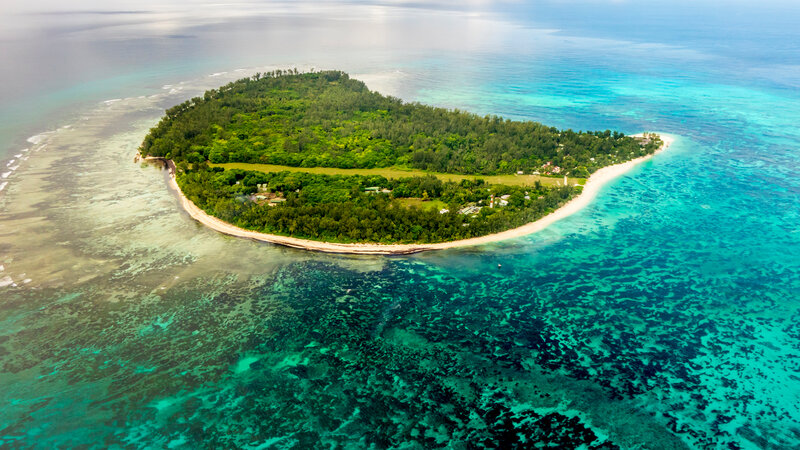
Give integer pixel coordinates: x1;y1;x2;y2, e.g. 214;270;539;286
364;187;392;194
269;198;286;205
458;205;482;215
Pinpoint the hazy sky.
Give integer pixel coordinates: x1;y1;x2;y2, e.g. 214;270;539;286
2;0;797;55
2;0;797;13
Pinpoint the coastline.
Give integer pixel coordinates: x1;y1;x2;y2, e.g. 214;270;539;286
150;133;674;255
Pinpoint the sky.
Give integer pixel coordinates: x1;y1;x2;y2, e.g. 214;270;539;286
1;0;798;65
2;0;796;13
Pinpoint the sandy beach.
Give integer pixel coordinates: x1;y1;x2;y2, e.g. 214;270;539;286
153;133;674;254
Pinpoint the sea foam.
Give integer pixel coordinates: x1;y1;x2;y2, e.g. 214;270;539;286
27;134;47;145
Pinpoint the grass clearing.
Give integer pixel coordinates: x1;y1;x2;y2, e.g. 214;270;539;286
210;163;584;187
396;198;448;211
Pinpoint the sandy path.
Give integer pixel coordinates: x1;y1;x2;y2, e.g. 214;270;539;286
150;133;674;254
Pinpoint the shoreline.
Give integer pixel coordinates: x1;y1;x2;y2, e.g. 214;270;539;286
149;133;674;255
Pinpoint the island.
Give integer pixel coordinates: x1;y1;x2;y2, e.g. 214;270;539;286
139;70;669;254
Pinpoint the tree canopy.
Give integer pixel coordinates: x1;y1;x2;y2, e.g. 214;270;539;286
142;70;661;244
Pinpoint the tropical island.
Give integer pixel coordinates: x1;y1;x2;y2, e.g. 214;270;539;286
139;70;667;254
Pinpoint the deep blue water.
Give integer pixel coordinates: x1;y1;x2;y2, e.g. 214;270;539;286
1;1;799;448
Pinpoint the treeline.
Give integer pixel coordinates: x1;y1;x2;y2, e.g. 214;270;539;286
176;167;576;244
142;71;662;177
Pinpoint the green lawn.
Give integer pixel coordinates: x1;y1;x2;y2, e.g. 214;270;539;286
395;198;448;211
209;162;584;187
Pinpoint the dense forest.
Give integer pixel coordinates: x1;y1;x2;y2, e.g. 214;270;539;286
142;70;661;244
142;70;661;177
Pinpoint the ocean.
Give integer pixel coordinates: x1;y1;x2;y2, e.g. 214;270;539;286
0;1;798;448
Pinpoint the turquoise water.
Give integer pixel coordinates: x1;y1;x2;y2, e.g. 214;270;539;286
1;2;799;448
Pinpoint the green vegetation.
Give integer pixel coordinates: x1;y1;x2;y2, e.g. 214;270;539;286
395;198;448;211
210;162;583;187
176;169;575;243
142;70;661;244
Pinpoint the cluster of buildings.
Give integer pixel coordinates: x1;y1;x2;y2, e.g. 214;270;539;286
538;161;562;175
252;184;287;205
492;194;510;208
445;191;532;216
252;193;286;205
252;194;286;205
